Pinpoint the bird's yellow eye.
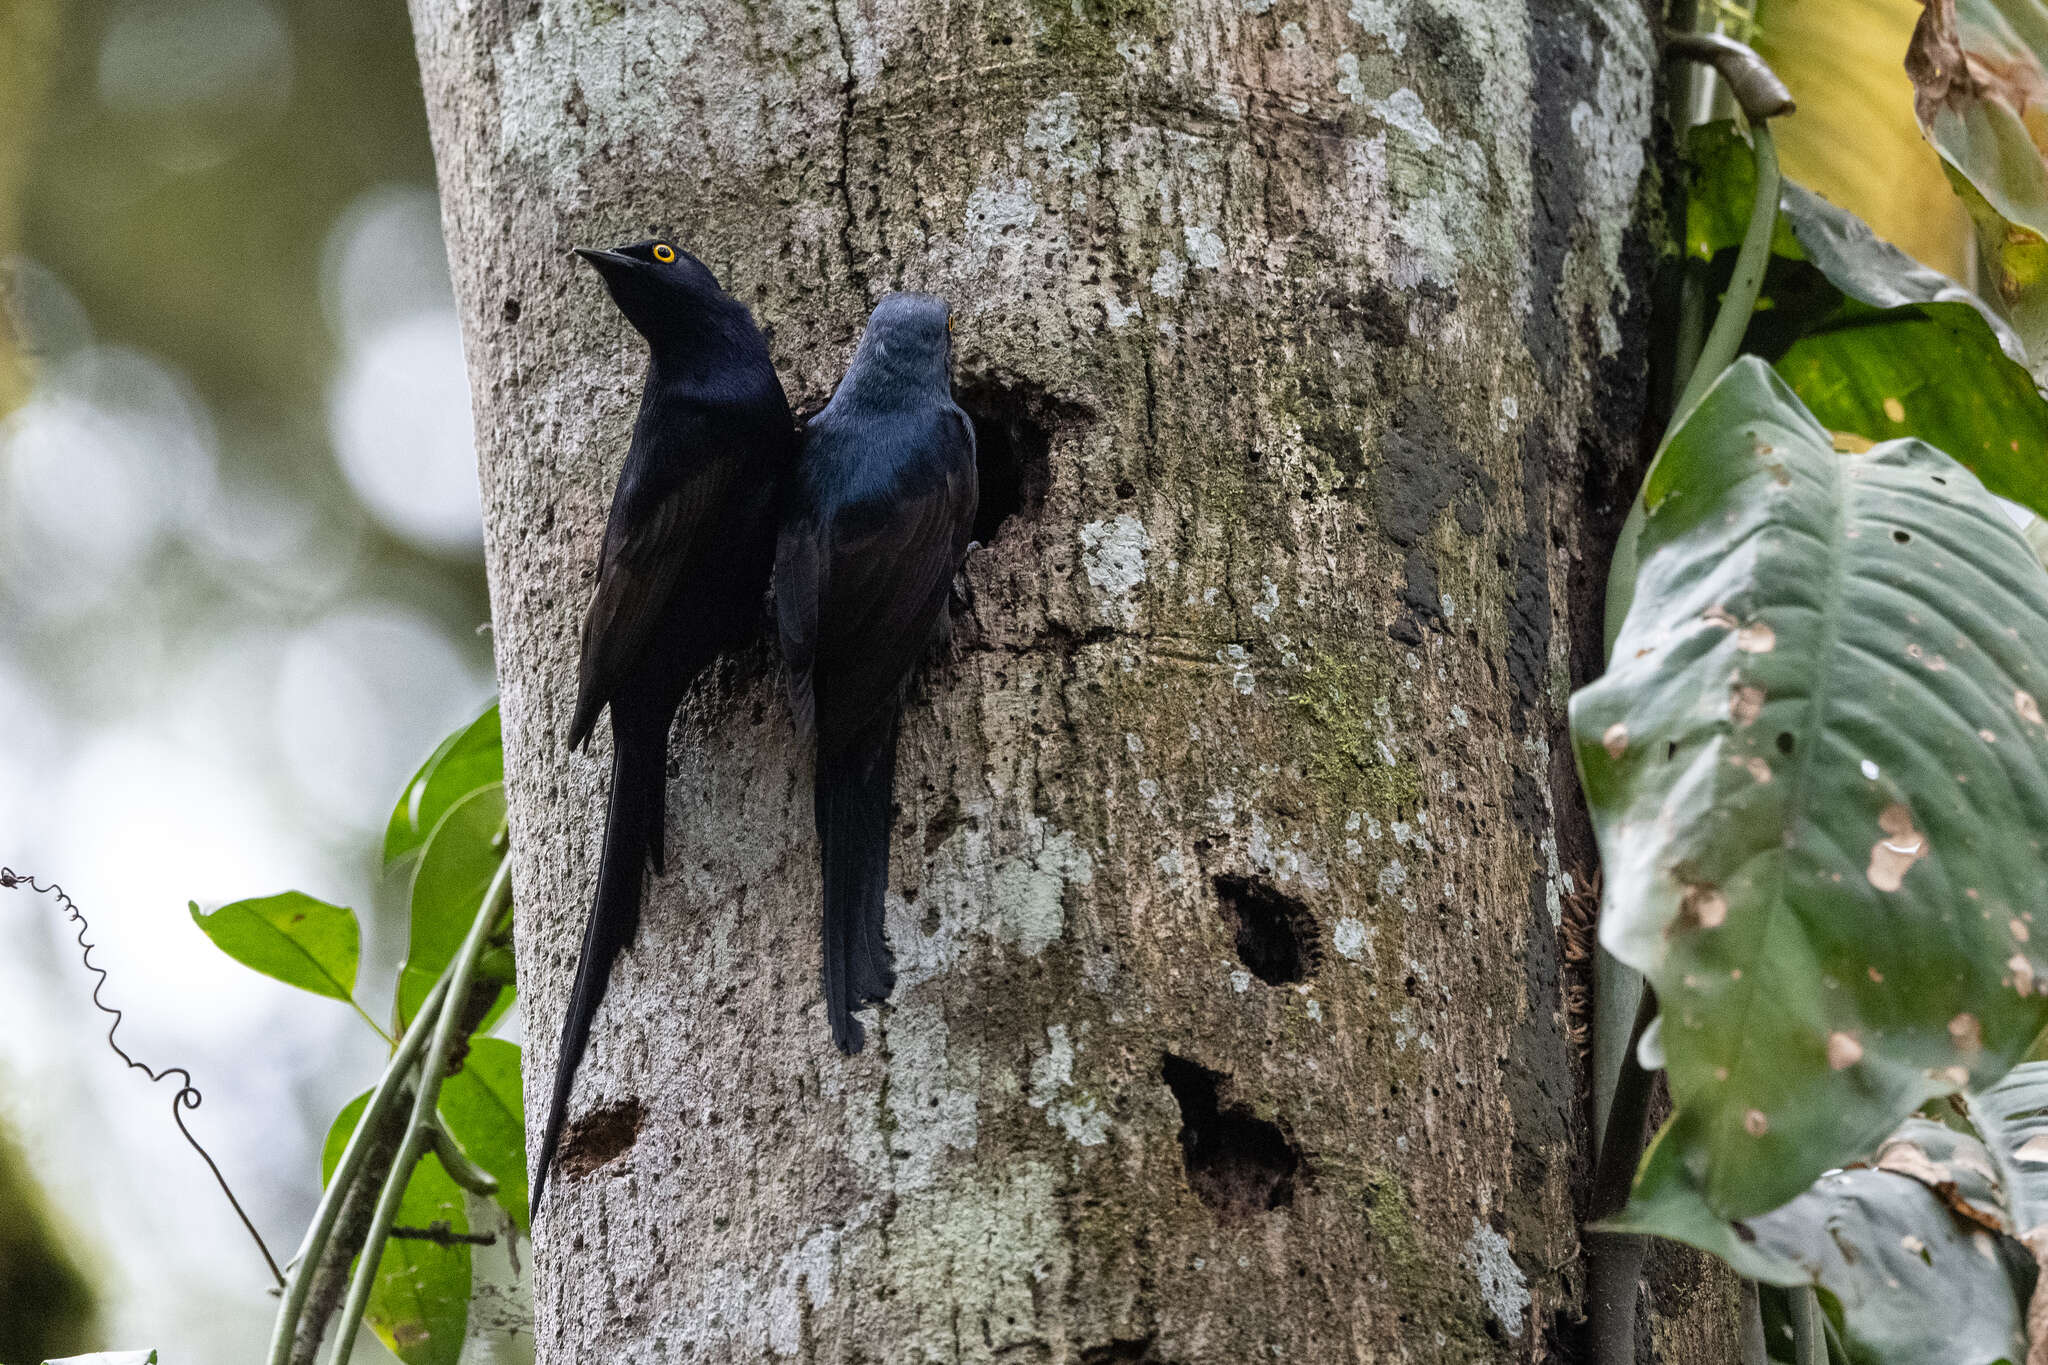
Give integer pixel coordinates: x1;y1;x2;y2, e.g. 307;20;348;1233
652;244;676;263
946;315;954;333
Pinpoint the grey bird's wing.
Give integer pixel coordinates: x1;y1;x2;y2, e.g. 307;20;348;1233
811;407;976;751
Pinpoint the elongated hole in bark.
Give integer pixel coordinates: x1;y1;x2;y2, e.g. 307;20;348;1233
1213;874;1318;984
560;1096;645;1180
955;376;1057;545
1160;1053;1301;1216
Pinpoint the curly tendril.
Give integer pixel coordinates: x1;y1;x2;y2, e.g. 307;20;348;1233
1;866;285;1288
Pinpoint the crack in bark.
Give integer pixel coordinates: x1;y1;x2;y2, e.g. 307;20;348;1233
825;0;870;304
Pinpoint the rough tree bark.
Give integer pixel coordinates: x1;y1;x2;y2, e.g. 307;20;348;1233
410;0;1738;1358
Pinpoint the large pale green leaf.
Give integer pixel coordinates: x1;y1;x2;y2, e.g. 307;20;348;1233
1687;121;2048;516
1968;1060;2048;1242
397;783;508;1030
1746;1166;2024;1364
322;1092;471;1365
1573;358;2048;1224
438;1037;528;1232
187;892;358;1002
385;701;502;866
1610;1112;2034;1363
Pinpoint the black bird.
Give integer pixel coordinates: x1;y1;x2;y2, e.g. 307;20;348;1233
534;240;795;1209
776;293;978;1052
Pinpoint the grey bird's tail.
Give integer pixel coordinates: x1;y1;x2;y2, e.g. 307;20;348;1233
815;711;899;1053
531;709;666;1210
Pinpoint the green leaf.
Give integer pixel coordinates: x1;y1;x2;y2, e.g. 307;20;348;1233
321;1093;472;1365
1573;358;2048;1224
397;783;508;1031
1907;0;2048;381
1750;0;1973;281
1750;1168;2025;1363
1774;185;2048;517
1613;1112;2032;1365
188;892;358;1002
1686;120;1808;262
386;701;503;865
1685;121;2048;518
1966;1059;2048;1241
438;1037;528;1232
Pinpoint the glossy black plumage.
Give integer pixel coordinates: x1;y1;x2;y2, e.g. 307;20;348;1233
534;240;795;1209
776;293;978;1052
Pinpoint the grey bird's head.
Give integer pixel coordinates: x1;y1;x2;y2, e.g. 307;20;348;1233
573;238;741;344
839;292;954;401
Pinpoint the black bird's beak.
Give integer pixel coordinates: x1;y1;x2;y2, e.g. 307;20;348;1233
574;247;636;282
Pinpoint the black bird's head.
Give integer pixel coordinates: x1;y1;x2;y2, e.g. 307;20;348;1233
840;292;955;401
573;238;735;342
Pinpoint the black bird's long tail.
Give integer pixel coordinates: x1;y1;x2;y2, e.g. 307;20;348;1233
816;710;900;1054
531;711;666;1210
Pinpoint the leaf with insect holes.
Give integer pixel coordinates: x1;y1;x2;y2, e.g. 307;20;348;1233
1612;1119;2029;1365
188;892;359;1002
1574;358;2048;1227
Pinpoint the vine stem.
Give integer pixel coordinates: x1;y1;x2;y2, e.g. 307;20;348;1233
1587;91;1784;1365
1604;119;1781;658
262;971;453;1365
327;853;513;1365
1790;1284;1825;1365
1586;989;1658;1365
1740;1281;1768;1365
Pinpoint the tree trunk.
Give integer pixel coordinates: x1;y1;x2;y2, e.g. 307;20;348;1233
409;0;1737;1358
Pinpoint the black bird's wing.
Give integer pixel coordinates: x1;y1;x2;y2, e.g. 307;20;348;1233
796;405;976;1052
567;425;741;750
540;400;786;1208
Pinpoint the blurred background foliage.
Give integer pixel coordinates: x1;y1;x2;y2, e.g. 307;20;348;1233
0;0;493;1359
0;1121;96;1363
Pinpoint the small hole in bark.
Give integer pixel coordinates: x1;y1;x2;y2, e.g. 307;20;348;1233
559;1097;645;1181
1214;874;1317;984
923;791;965;857
502;297;522;323
1116;479;1136;499
955;376;1061;545
1892;529;1911;544
1777;731;1795;756
1082;1338;1160;1364
1160;1053;1301;1217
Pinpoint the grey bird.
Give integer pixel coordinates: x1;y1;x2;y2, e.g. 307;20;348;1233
775;293;978;1052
